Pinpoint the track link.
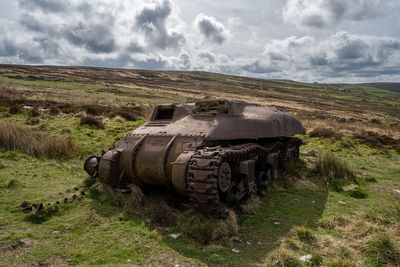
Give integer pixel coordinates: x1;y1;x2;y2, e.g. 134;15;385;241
185;139;301;217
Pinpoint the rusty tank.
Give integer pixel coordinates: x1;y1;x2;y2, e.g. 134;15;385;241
84;100;303;216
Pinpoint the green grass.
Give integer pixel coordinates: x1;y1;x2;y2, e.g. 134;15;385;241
0;75;107;91
344;83;400;96
0;111;399;266
0;67;399;266
0;114;202;265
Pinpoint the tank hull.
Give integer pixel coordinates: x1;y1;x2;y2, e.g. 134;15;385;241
84;100;304;216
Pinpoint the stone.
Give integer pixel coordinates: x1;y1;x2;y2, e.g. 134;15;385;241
169;233;182;239
300;254;312;263
302;150;317;157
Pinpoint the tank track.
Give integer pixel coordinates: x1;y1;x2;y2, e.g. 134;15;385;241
185;140;300;217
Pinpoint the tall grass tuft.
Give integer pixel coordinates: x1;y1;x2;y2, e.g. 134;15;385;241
0;120;77;159
292;226;316;244
309;127;339;139
326;259;356;267
364;195;400;225
267;248;302;267
79;115;105;129
176;210;238;245
313;153;356;191
361;233;400;266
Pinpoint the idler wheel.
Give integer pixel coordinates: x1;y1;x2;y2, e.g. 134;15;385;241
218;162;231;193
225;181;239;208
84;156;99;178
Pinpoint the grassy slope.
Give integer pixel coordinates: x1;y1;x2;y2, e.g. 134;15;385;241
0;65;399;266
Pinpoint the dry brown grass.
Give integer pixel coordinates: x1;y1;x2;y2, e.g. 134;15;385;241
79;115;105;128
353;131;400;152
313;153;356;191
360;233;400;266
0;84;144;121
309;127;338;139
318;215;350;230
302;119;400;139
241;196;262;215
92;182;145;214
291;226;317;244
325;259;356;267
176;209;238;245
306;118;400;151
0;120;78;159
267;248;302;267
49;105;61;115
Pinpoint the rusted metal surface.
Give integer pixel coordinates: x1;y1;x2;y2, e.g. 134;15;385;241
84;99;303;216
172;151;195;196
131;100;302;140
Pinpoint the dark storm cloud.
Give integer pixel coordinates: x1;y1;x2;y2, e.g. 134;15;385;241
17;41;46;64
268;52;286;61
1;0;399;82
0;38;18;57
330;32;400;69
194;14;229;44
239;31;400;81
63;23;117;53
135;0;185;50
126;42;144;54
33;37;60;58
18;0;68;13
283;0;380;29
19;13;54;33
17;1;118;54
308;54;328;66
336;39;368;60
0;35;61;63
3;0;190;68
179;53;190;68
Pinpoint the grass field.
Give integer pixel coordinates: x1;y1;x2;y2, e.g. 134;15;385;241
0;64;399;266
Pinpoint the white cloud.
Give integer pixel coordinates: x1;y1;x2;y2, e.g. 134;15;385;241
0;0;400;82
241;31;400;81
193;14;230;45
2;0;188;66
283;0;381;29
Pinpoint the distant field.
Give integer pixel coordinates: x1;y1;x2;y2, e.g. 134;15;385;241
0;64;399;266
1;64;400;122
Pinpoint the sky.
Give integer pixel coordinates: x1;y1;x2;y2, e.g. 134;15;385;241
0;0;399;83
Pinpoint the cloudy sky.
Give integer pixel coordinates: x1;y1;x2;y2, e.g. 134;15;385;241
0;0;399;82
